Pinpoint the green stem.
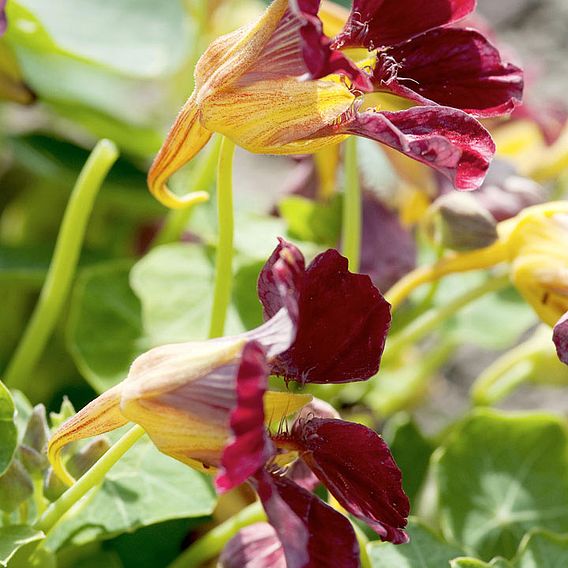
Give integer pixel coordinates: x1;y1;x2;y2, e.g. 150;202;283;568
208;137;235;339
352;525;372;568
383;274;510;365
471;339;544;406
342;136;361;272
36;425;145;534
4;139;119;390
151;135;222;248
168;501;265;568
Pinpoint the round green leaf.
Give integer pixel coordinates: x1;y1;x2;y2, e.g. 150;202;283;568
0;381;18;476
368;520;464;568
435;410;568;560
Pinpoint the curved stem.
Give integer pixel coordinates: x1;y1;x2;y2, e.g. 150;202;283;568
385;242;508;311
383;273;510;364
208;137;236;339
471;339;544;406
4;139;119;389
342;137;361;272
36;425;145;534
168;501;265;568
151;135;222;248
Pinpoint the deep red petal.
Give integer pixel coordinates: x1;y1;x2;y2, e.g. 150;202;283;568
275;249;391;384
216;342;274;492
342;106;495;190
288;0;373;90
373;28;522;117
293;418;410;544
258;238;306;324
360;192;417;291
254;470;361;568
219;523;286;568
553;312;568;366
333;0;475;49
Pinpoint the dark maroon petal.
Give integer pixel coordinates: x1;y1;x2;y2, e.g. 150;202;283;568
293;418;409;544
254;469;360;568
216;342;274;492
553;312;568;366
359;192;417;291
274;249;391;384
342;106;495;190
373;28;522;118
219;523;286;568
258;238;306;323
288;0;373;90
333;0;475;49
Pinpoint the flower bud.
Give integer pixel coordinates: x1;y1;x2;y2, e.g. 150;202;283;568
23;405;50;453
43;466;68;502
0;459;33;512
65;438;111;479
429;192;498;251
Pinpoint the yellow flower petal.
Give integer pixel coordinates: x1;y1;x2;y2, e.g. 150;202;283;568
48;385;128;486
264;391;313;425
147;95;212;209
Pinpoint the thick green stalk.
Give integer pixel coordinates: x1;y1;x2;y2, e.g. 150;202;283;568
36;425;145;534
208;137;236;339
4;139;119;389
168;501;265;568
151;135;222;247
342;137;361;272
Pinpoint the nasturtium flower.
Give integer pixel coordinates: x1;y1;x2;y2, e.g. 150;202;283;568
48;238;391;476
48;240;406;565
148;0;522;208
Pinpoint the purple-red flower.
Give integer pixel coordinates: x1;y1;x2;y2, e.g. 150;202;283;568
553;312;568;366
49;239;406;565
148;0;522;208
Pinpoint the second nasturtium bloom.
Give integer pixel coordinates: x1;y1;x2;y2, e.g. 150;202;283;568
148;0;522;208
49;240;407;565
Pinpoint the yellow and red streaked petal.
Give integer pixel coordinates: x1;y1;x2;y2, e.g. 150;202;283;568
200;77;354;154
47;385;129;485
335;106;495;190
254;469;360;568
553;312;568;366
333;0;475;49
373;28;523;118
147;95;212;209
293;417;410;544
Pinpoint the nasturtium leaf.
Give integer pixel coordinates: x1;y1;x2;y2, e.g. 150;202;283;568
233;260;264;331
0;381;18;476
434;409;568;560
368;519;464;567
383;414;434;505
279;195;342;246
67;262;146;393
130;243;244;343
0;245;51;286
6;0;192;78
44;432;217;552
516;530;568;568
0;526;44;567
451;558;512;568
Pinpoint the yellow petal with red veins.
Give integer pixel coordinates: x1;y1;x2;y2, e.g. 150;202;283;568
200;77;353;154
48;384;129;486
